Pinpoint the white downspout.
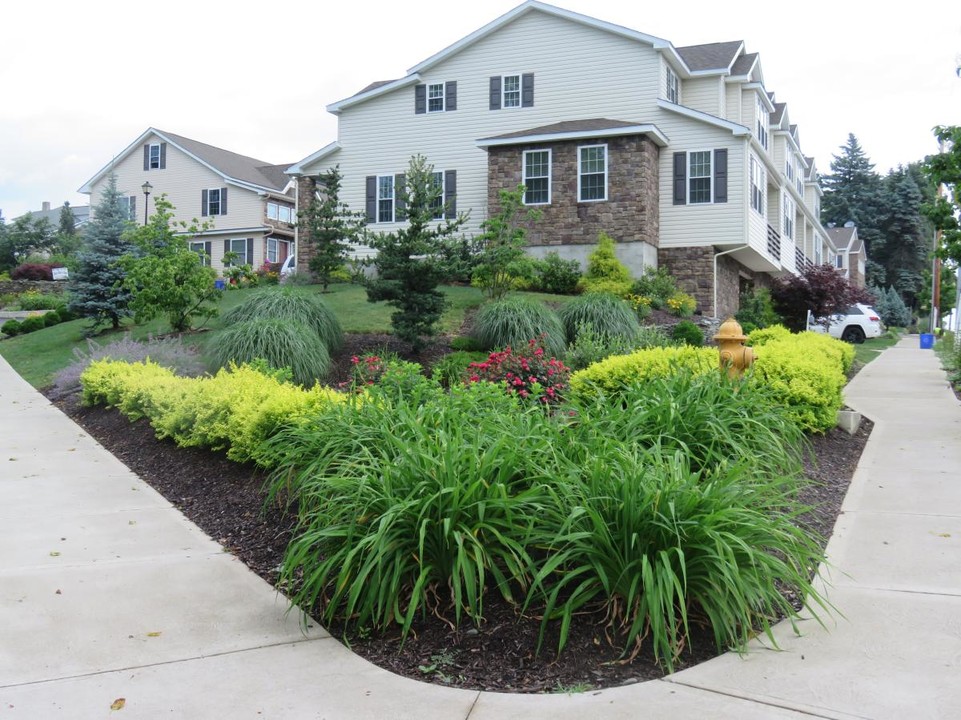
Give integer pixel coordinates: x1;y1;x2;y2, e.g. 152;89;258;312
713;245;750;319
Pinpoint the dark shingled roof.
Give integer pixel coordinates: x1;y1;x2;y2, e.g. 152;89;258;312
481;118;642;142
731;52;757;76
771;102;787;124
827;226;859;251
675;41;742;71
157;130;290;192
353;79;400;97
14;205;90;225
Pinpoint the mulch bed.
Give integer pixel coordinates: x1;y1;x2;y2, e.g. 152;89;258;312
52;332;873;693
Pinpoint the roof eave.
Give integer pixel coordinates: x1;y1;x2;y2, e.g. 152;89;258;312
326;76;421;114
477;123;670;148
286;141;342;176
657;99;752;136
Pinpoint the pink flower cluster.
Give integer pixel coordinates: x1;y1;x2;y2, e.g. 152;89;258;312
338;354;387;392
468;338;570;404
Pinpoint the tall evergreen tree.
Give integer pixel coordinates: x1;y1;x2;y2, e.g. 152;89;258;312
366;155;468;351
58;202;76;236
820;134;886;284
877;168;928;310
68;175;135;330
298;165;367;291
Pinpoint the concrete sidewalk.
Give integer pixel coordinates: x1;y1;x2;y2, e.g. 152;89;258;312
1;336;958;719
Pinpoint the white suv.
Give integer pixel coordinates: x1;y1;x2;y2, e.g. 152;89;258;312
808;303;884;344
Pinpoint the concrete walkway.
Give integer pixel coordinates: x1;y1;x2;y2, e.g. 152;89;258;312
1;336;958;719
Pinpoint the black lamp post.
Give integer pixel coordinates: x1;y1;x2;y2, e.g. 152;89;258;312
141;181;152;224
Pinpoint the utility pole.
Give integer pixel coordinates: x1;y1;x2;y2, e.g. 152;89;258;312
932;138;946;334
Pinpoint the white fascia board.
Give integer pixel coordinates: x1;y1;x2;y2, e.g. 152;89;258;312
477;124;670;148
743;83;775;112
286;142;342;176
182;226;270;238
409;0;670;75
326;76;421;114
78;127;158;194
657;99;751;136
774;128;802;155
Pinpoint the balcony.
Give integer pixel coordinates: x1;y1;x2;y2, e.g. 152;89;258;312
766;224;781;262
795;247;812;272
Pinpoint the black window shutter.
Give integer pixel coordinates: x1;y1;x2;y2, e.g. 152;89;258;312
221;187;228;215
521;73;534;107
395;173;406;220
159;143;167;169
444;170;457;218
365;176;377;222
714;149;728;203
489;76;501;110
673;153;687;205
143;144;149;171
246;237;254;264
202;189;209;216
223;239;230;263
445;81;457;111
415;84;426;114
129;195;136;221
204;241;211;260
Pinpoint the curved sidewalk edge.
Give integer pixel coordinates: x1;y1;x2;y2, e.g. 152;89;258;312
1;339;958;719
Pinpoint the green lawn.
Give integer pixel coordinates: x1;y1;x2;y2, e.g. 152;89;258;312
0;283;573;388
852;330;902;369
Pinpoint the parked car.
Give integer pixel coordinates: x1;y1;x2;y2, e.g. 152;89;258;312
807;303;884;344
280;255;296;278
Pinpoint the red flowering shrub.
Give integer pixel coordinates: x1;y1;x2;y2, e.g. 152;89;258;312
468;338;570;404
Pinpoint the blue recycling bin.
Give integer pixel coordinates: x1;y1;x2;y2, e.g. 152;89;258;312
920;333;934;349
214;279;226;290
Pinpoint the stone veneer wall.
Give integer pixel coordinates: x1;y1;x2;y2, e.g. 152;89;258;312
658;247;773;319
486;135;659;270
0;280;68;295
294;177;318;274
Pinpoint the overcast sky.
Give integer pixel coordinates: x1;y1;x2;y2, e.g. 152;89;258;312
1;0;957;220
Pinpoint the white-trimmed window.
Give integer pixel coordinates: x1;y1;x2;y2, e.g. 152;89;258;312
578;145;607;202
225;238;251;266
523;150;551;205
783;196;796;240
750;156;765;216
835;254;844;269
267;202;293;223
205;188;224;216
267;237;291;264
755;96;768;150
189;240;210;267
666;65;679;104
120;195;136;221
148;143;162;169
785;154;794;183
689;151;713;204
430;171;445;219
427;83;445;113
377;175;395;223
502;74;521;108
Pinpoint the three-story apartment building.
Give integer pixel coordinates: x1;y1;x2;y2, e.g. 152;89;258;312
288;0;836;318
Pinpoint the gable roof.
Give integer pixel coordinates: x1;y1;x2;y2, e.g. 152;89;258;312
730;52;758;77
328;1;678;114
79;128;293;195
826;226;861;253
14;204;90;227
675;41;743;72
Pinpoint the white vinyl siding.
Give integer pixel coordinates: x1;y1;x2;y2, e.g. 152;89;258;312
578;145;607;202
523;150;551;205
681;77;725;117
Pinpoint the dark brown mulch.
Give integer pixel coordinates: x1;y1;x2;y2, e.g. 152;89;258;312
52;335;873;694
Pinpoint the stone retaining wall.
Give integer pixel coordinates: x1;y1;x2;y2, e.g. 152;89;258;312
0;280;68;295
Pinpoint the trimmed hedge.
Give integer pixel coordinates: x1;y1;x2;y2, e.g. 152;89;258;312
569;346;718;400
80;359;347;464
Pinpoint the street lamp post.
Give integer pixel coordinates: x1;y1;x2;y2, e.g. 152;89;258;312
141;181;152;225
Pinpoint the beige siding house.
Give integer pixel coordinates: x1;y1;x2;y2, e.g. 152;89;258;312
80;129;296;277
289;0;835;318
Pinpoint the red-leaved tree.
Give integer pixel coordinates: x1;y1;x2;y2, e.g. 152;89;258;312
770;264;875;332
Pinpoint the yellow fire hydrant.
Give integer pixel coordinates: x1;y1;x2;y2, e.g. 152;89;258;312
714;317;755;378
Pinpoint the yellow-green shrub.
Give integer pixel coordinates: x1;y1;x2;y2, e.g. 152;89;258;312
79;360;347;466
750;333;849;432
747;324;792;346
569;346;718;400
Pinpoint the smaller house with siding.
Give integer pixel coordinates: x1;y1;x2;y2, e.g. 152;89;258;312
827;224;866;288
79;129;296;276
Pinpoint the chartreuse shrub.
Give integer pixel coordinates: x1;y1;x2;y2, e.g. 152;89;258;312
746;324;793;346
212;318;332;386
557;293;640;344
79;359;346;464
580;233;632;296
472;296;566;357
568;345;717;401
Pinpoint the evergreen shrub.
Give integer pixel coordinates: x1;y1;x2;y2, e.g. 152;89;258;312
2;319;22;336
671;320;704;346
17;316;46;334
579;233;632;296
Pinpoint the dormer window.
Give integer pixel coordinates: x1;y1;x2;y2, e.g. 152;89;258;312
666;66;679;104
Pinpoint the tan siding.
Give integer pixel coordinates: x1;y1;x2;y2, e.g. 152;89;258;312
683;78;721;116
725;84;742;124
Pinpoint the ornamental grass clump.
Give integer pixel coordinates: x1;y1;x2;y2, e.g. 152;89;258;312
472;296;566;357
211;318;331;386
222;287;343;352
527;448;827;670
557;293;641;345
